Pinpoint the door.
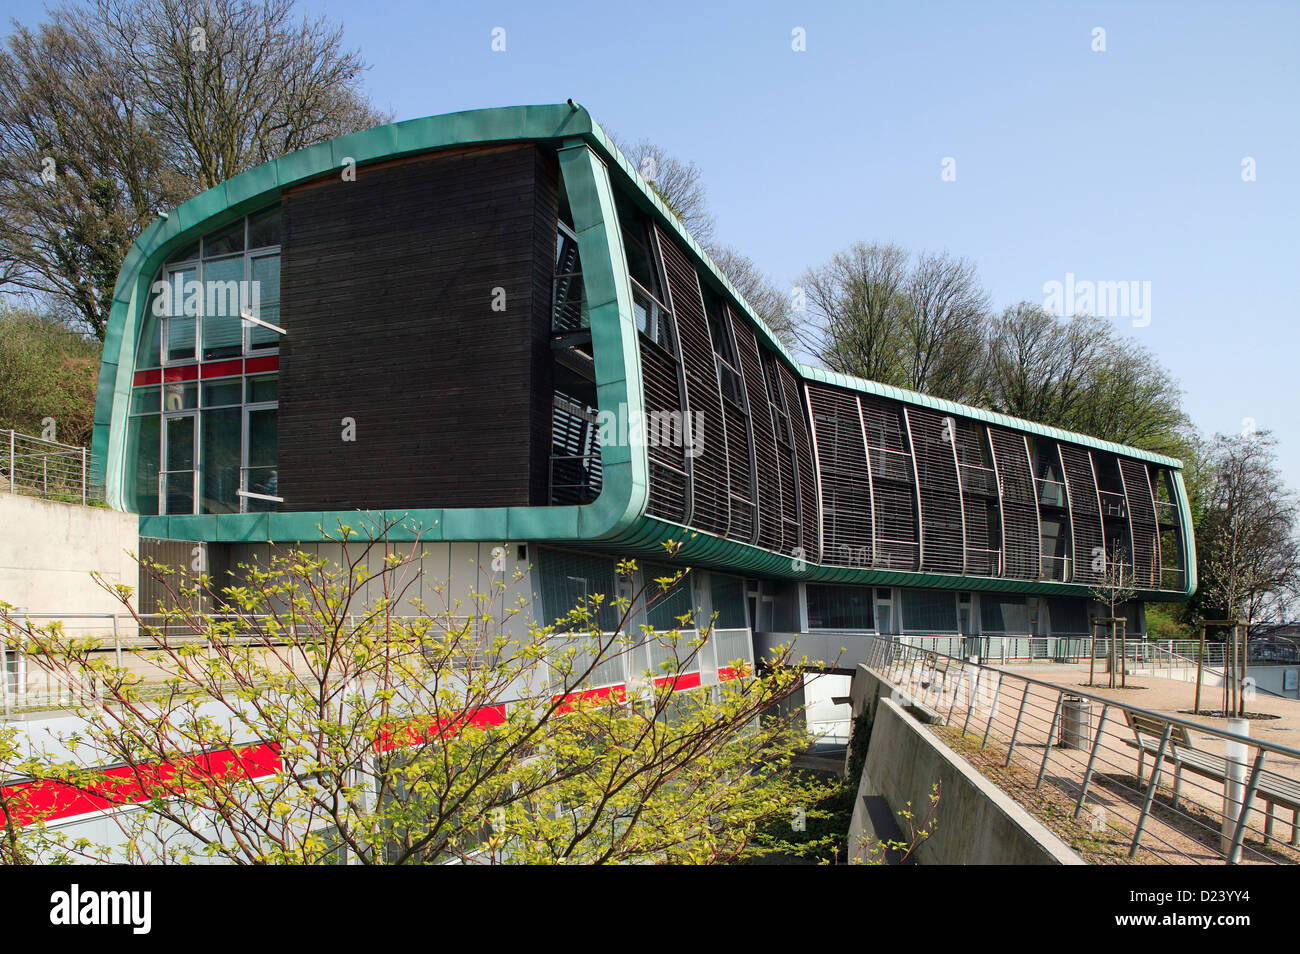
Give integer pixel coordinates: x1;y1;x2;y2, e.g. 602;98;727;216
162;413;197;515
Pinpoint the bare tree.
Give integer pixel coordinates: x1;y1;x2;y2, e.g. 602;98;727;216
902;251;989;401
608;134;715;247
797;241;912;386
1199;431;1300;628
0;0;387;338
707;245;797;348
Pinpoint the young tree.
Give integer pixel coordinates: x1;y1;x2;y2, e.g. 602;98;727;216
0;0;387;338
1086;541;1137;688
0;523;830;864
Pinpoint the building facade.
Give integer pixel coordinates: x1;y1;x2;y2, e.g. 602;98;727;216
91;103;1196;668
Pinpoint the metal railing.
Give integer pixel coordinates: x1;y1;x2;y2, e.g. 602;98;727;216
0;611;753;717
547;627;754;692
1040;554;1070;581
1099;489;1129;519
865;635;1300;865
2;429;103;504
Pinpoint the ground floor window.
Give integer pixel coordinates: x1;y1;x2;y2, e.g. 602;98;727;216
806;584;874;630
901;589;957;633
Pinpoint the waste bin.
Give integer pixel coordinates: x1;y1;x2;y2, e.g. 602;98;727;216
1059;695;1092;749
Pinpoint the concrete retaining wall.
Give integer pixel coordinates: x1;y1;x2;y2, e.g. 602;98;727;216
848;665;1084;865
0;493;138;633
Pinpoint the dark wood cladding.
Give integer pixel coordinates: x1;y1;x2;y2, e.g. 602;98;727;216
808;384;872;568
657;227;731;537
1061;445;1104;585
990;427;1039;580
278;144;555;511
907;406;964;575
1121;459;1160;588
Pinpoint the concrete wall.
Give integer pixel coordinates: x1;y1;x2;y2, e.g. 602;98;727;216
848;665;1083;865
0;493;138;635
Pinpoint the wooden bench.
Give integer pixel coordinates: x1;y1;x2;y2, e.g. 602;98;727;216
1124;710;1300;847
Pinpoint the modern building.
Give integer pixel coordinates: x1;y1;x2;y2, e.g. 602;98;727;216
91;102;1196;672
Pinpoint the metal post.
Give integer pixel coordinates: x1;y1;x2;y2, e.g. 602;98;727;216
982;674;1003;749
1195;626;1205;714
113;614;122;671
1074;705;1111;817
7;430;14;494
1129;722;1173;859
1004;684;1030;766
81;447;87;505
1228;749;1267;864
1036;693;1064;789
961;666;982;736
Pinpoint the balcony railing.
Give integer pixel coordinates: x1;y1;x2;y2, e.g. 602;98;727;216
1153;499;1178;524
1099;489;1129;520
1040;554;1070;581
965;547;1002;576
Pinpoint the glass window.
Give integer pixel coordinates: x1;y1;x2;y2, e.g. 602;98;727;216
246;374;278;404
203;219;245;258
249;254;281;349
247;205;281;249
161;382;197;412
201;255;245;360
202;407;242;514
709;574;747;629
981;595;1028;635
901;589;957;633
164;266;198;363
128;415;160;516
244;407;279;511
163;415;196;515
807;585;874;630
202;379;242;408
644;563;694;631
131;386;161;415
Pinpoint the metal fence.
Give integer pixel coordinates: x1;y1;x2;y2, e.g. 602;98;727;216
865;635;1300;865
1;429;103;504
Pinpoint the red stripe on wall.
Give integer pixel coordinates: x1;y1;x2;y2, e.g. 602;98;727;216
244;355;279;374
0;744;282;827
132;369;162;387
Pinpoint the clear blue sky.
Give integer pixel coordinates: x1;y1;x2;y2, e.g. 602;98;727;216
7;1;1298;482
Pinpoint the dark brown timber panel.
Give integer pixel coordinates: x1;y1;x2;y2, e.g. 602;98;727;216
278;145;555;511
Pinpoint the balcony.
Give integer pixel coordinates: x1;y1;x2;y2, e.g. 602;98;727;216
965;547;1002;576
1040;554;1070;581
1035;478;1066;508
